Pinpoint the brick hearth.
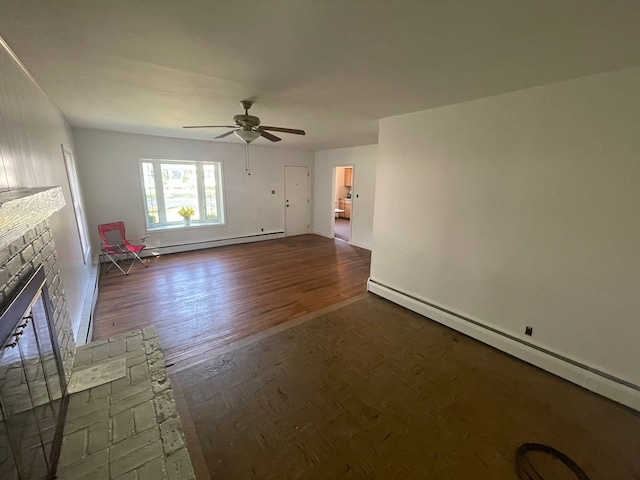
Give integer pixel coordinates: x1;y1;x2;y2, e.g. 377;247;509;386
56;327;195;480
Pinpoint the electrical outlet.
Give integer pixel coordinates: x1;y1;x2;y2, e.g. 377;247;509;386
525;326;533;336
261;228;264;232
271;190;276;194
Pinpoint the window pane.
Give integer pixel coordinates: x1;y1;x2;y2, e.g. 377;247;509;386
141;162;159;226
203;164;219;221
161;163;199;222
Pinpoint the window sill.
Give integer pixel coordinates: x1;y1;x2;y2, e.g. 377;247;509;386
145;222;225;233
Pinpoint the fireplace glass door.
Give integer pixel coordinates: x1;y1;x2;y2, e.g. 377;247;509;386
0;266;67;479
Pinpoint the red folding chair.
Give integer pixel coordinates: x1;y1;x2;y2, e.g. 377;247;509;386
98;222;148;275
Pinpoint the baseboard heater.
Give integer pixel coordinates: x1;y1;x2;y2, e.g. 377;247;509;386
141;231;285;257
92;231;287;262
77;257;100;345
368;278;640;411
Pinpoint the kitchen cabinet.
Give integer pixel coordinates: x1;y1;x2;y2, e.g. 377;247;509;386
344;168;353;187
338;198;352;219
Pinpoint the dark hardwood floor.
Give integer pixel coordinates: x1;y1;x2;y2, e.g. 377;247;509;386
334;217;350;241
93;234;371;366
174;295;640;480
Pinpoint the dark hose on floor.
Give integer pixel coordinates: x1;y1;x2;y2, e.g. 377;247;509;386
515;443;590;480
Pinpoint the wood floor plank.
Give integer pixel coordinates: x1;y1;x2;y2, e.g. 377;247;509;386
92;235;371;365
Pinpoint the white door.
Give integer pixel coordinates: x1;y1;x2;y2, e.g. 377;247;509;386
285;166;310;236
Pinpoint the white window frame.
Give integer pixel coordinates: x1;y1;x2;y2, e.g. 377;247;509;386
62;147;90;263
138;158;226;231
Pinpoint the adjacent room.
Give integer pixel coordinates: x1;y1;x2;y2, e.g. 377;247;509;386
1;1;639;479
333;166;353;242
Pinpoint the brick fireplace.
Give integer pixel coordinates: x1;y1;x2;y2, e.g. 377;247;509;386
0;188;76;381
1;187;196;479
0;186;77;478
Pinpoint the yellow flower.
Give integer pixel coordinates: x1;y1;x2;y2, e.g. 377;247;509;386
178;206;195;220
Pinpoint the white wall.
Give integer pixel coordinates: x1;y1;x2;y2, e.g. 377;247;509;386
314;145;378;249
0;39;91;339
372;66;640;393
73;128;314;253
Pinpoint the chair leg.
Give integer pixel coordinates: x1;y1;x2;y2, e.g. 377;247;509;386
103;252;128;275
130;251;148;268
124;253;136;274
120;250;147;274
102;249;147;275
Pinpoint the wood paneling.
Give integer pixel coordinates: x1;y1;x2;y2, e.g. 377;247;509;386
0;40;90;342
92;235;371;365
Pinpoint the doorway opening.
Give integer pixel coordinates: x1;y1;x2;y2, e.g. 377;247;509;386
333;166;353;242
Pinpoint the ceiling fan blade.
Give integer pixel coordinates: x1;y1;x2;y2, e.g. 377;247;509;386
258;129;282;142
182;125;236;129
215;129;240;139
259;126;306;135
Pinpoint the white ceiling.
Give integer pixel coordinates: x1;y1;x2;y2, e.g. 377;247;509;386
2;1;640;151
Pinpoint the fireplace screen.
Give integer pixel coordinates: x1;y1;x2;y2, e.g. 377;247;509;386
0;265;68;479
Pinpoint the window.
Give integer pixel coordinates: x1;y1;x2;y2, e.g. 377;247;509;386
139;159;225;230
63;148;90;263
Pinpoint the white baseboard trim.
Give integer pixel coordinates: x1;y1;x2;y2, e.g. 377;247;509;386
76;256;100;346
312;230;333;239
368;278;640;411
139;231;285;257
347;240;371;251
312;230;371;250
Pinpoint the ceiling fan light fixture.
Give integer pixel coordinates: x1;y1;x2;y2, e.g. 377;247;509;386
234;129;260;143
183;101;305;143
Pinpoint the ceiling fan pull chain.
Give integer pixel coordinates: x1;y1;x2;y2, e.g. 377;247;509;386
245;142;251;175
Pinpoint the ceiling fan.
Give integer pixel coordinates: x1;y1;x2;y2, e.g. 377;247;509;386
183;100;306;143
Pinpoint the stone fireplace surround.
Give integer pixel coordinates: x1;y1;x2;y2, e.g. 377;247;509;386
1;187;195;479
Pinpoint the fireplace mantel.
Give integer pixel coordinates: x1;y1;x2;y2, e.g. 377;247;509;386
0;187;65;250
